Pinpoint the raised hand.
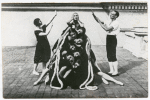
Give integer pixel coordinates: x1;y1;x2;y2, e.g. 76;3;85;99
54;10;57;16
46;10;57;27
91;9;94;15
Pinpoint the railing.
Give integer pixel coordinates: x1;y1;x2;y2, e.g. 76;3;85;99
2;2;147;12
101;2;147;11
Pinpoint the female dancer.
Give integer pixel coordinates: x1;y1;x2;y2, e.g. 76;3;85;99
33;11;57;75
33;13;123;90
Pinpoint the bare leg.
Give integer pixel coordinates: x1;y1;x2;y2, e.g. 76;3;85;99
33;68;49;86
42;62;47;71
59;66;67;78
91;59;109;85
63;69;72;79
108;62;114;74
97;72;123;86
45;74;49;85
112;61;118;75
33;63;39;75
102;78;109;85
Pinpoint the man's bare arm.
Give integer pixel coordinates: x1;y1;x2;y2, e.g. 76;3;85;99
91;10;104;24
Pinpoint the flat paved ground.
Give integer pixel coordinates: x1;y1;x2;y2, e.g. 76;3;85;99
2;46;148;98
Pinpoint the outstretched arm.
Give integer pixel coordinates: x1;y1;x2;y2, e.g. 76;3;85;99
46;10;57;27
91;10;104;24
92;10;113;32
100;23;114;31
39;23;53;36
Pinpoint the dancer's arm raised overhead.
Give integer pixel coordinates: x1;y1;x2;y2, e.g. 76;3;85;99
39;23;53;36
46;10;57;27
91;10;104;24
92;10;114;32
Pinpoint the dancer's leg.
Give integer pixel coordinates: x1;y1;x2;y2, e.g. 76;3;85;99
45;73;50;85
112;61;118;75
59;66;67;78
33;63;39;75
102;78;109;85
91;59;109;85
108;62;114;74
97;72;123;86
42;62;47;71
34;68;49;85
63;69;72;79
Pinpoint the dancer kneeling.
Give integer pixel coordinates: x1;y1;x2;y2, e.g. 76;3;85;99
33;13;124;90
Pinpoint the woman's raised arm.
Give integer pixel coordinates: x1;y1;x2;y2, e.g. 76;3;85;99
46;10;57;27
39;23;53;36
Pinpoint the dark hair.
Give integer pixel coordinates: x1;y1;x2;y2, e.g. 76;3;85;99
114;10;119;18
34;18;40;26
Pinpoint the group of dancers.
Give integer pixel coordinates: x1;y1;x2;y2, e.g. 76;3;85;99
32;10;123;90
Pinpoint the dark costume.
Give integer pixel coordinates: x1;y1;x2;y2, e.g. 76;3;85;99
106;35;117;62
34;25;50;63
46;21;101;89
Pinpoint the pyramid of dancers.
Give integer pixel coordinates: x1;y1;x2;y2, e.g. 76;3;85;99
59;22;86;79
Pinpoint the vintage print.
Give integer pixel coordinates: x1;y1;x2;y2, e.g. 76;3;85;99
1;2;148;98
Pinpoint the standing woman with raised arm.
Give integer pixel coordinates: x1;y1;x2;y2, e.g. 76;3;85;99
33;11;57;75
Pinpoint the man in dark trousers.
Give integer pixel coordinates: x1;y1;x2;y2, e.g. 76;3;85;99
92;10;120;76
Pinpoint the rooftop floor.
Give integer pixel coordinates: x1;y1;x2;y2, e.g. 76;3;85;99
2;46;148;98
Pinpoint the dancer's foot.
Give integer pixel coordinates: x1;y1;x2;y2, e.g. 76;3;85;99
112;72;119;76
108;71;113;74
45;75;49;85
102;78;109;85
86;86;98;90
116;81;124;86
33;71;39;75
33;81;40;86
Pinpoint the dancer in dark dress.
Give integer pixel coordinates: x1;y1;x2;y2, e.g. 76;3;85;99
33;11;57;75
33;13;123;90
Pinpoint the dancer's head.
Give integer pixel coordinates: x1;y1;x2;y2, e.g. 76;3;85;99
74;60;81;68
109;10;119;19
67;36;72;41
69;45;76;51
69;31;77;39
74;38;83;44
61;50;67;57
72;12;79;21
77;28;83;35
77;27;85;36
73;51;81;58
66;54;74;64
34;18;42;26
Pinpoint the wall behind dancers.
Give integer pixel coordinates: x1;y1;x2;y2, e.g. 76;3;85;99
1;11;147;46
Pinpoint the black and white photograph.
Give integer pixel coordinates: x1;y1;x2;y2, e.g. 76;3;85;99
1;0;149;98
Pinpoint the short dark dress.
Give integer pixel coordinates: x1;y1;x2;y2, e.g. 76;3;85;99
34;26;50;63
